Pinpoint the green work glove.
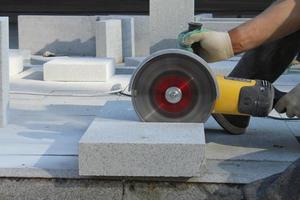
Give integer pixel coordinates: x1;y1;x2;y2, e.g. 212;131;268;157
177;28;234;63
275;84;300;118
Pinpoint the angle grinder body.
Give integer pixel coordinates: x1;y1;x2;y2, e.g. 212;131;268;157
130;49;274;123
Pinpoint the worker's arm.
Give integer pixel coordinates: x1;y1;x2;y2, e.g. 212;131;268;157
230;0;300;53
178;0;300;62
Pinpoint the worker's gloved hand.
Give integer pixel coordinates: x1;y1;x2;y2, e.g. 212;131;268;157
275;84;300;118
177;28;234;63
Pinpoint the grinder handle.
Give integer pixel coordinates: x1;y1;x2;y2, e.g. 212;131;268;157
188;22;203;54
188;22;203;31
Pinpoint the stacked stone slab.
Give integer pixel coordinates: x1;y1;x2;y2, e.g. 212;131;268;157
132;15;150;56
99;16;135;58
0;17;9;127
79;119;205;177
96;19;123;63
18;15;151;58
150;0;194;53
194;17;251;32
18;16;97;56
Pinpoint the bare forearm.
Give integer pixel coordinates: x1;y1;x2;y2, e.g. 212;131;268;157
229;0;300;54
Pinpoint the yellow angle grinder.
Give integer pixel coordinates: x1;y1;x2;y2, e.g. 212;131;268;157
130;23;276;123
130;49;275;122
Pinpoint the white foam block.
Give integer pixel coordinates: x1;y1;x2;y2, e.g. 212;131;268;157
43;57;115;82
79;119;205;177
9;51;24;76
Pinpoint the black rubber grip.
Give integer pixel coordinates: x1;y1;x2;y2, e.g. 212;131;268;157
188;22;203;54
238;80;274;117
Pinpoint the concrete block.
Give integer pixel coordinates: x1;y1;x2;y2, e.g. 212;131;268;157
96;19;123;63
99;16;135;58
18;15;97;56
79;119;205;177
124;57;146;67
132;15;150;56
43;57;115;82
150;0;194;52
0;17;9;127
9;51;24;76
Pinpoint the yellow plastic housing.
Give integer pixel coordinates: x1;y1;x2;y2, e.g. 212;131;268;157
213;75;256;115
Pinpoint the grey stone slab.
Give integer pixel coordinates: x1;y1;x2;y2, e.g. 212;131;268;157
0;17;9;127
150;0;194;53
205;117;300;162
79;119;205;177
124;56;146;66
132;15;150;56
18;15;97;56
0;178;123;200
96;19;123;63
274;74;300;86
286;121;300;138
124;181;242;200
99;16;135;58
189;159;291;184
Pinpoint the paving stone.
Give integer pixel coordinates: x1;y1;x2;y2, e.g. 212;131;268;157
18;15;98;56
150;0;194;52
100;16;135;58
0;17;9;127
43;57;115;82
9;50;24;77
79;119;205;177
96;19;123;63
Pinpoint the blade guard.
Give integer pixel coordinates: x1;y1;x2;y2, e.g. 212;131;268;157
130;49;219;123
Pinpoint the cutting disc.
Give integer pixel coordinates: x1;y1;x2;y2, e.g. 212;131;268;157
130;49;218;123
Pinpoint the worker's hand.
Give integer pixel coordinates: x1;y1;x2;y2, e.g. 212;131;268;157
177;28;234;63
275;84;300;118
